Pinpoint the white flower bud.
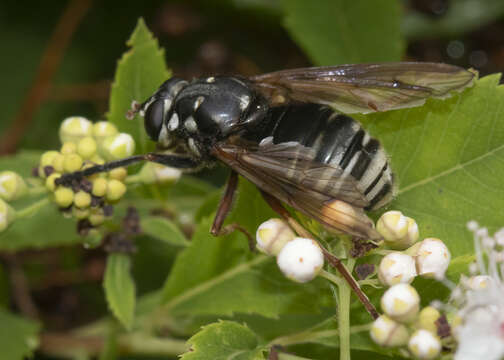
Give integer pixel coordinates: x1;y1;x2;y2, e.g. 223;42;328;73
92;121;118;140
101;133;135;160
59;116;93;144
0;199;16;232
381;283;420;323
416;238;451;280
370;315;409;347
466;275;493;290
256;218;296;256
408;329;441;359
378;252;417;286
137;162;182;185
377;211;419;249
277;237;324;283
0;171;27;201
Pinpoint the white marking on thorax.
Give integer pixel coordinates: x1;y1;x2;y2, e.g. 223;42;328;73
168;113;179;131
193;96;205;110
187;138;200;156
206;77;215;83
184;116;198;133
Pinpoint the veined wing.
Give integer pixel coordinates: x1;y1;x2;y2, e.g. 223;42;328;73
213;139;382;240
250;62;475;114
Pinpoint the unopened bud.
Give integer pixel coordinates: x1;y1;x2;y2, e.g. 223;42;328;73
277;237;324;283
92;178;108;197
108;167;128;181
51;154;65;173
106;179;126;202
89;209;105;226
408;329;441;359
381;283;420;323
45;173;61;192
63;154;83;173
60;142;77;155
0;171;27;201
377;211;419;249
39;151;60;178
101;133;135;160
138;162;182;184
378;252;417;286
72;207;90;220
0;199;16;232
74;191;92;209
93;121;118;141
77;137;97;159
59;116;93;144
54;187;74;208
256;218;296;256
40;151;60;168
416;238;451;280
466;275;492;290
417;306;440;334
370;315;409;347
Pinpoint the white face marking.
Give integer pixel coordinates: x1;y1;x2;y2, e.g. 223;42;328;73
187;138;200;156
157;125;171;147
193;96;205;110
163;99;172;115
184;116;198;133
239;95;250;111
206;76;215;83
140;97;155;117
167;113;179;131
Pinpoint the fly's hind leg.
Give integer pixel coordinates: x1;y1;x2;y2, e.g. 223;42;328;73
210;171;254;250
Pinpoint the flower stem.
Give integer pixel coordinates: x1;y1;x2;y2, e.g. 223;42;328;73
16;198;50;218
337;257;355;360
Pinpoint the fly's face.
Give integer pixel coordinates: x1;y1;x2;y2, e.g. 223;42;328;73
140;77;188;148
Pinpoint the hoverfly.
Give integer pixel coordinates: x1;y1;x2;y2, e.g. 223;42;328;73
57;62;474;241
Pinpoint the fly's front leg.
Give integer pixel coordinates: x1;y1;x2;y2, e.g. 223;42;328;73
55;153;198;186
210;171;254;250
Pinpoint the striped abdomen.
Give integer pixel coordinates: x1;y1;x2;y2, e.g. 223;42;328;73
252;103;394;210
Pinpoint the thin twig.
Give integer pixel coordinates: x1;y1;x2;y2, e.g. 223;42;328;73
1;254;40;320
0;0;93;154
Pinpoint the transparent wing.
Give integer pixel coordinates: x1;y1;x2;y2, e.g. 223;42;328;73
213;139;382;240
250;62;475;114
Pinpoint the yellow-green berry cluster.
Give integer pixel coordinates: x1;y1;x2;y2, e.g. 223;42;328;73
370;210;454;359
35;116;135;229
0;171;28;232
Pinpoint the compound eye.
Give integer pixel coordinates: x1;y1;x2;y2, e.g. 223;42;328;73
144;99;164;141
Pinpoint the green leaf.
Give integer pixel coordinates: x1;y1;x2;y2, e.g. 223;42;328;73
0;309;39;360
108;18;170;154
355;75;504;257
141;216;189;247
160;179;331;318
281;0;404;65
181;320;265;360
104;254;136;330
403;0;504;40
0;150;84;250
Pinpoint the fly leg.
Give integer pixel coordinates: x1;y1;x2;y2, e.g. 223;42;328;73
55;153;198;186
259;190;379;320
210;171;254;250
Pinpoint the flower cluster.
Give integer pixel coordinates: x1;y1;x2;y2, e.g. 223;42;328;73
370;210;452;359
35;117;134;229
0;115;182;236
447;222;504;360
